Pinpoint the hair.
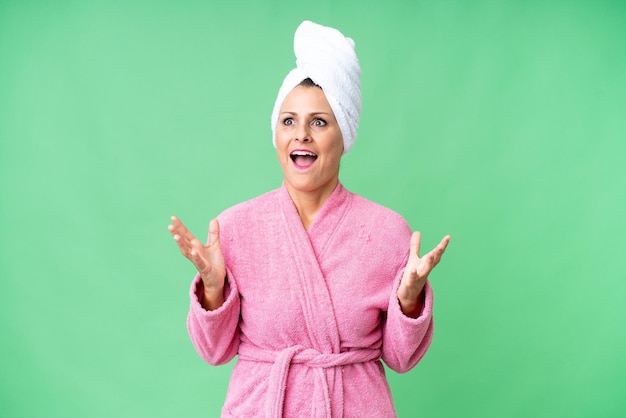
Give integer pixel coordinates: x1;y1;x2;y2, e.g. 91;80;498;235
298;77;320;88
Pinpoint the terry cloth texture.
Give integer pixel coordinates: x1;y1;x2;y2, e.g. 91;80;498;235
187;183;435;418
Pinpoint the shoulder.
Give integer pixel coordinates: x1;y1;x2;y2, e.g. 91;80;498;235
217;187;281;226
341;188;412;273
342;188;413;260
348;190;411;234
214;188;282;259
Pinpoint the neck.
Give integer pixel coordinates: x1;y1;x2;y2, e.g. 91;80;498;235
285;179;339;230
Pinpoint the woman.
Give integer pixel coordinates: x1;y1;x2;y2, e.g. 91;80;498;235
169;21;450;418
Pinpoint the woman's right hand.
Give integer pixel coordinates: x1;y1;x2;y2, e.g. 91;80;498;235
168;216;226;310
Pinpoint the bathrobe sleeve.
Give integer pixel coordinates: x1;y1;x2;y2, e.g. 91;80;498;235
381;270;434;373
187;271;241;366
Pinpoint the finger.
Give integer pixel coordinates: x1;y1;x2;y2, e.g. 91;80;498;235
190;238;209;272
169;215;184;233
438;235;451;251
418;235;452;276
171;217;202;250
432;235;451;264
171;234;193;259
170;216;198;243
402;265;419;285
170;225;193;250
208;219;221;247
169;217;195;254
168;216;180;236
410;231;422;257
416;252;436;277
169;216;187;239
190;250;208;273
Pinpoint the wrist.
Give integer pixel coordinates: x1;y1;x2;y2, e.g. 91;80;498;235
398;289;424;319
201;281;225;311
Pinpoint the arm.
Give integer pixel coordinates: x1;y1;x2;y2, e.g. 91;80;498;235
169;216;226;310
382;232;450;372
187;272;241;365
382;273;435;373
169;216;240;364
397;232;450;318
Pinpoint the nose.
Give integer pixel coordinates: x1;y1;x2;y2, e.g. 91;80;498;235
295;124;312;143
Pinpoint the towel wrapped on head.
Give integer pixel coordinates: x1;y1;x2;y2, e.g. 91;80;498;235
271;20;362;154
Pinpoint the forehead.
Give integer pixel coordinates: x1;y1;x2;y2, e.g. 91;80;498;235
280;85;332;112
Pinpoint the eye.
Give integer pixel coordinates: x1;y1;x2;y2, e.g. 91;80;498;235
312;118;327;127
282;117;294;126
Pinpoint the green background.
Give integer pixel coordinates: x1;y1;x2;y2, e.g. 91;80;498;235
1;0;624;417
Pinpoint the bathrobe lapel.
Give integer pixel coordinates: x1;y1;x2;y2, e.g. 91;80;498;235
278;183;350;353
278;183;351;417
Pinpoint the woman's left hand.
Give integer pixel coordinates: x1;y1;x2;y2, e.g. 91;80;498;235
397;232;451;318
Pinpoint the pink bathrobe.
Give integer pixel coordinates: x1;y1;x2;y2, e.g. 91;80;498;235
187;183;434;418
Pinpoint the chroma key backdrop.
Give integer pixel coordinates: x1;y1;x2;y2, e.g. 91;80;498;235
1;1;624;417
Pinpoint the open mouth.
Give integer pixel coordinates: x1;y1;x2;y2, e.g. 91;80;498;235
290;150;318;168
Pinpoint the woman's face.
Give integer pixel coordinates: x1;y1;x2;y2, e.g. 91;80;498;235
275;85;344;197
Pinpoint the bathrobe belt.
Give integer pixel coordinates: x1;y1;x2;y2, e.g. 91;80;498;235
238;344;381;418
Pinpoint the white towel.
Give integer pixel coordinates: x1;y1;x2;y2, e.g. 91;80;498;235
271;20;362;154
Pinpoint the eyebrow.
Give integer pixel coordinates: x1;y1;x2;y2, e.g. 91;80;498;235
279;111;332;116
